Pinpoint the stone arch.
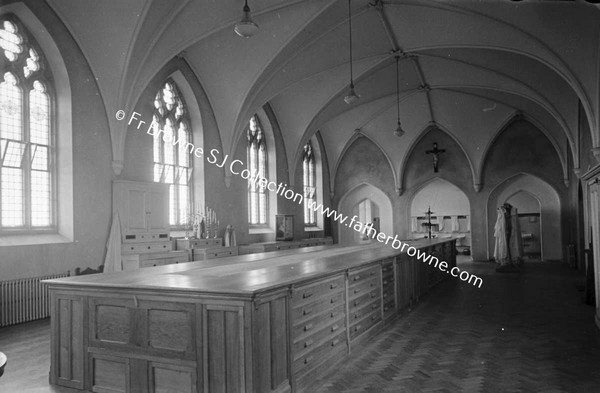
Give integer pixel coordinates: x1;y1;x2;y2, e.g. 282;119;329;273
487;173;562;261
337;183;393;246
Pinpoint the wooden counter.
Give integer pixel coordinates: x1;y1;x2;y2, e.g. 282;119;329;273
45;238;457;393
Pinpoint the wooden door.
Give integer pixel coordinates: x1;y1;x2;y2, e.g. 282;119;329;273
147;185;169;231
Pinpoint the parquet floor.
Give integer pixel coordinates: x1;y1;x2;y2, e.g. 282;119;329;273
1;258;599;392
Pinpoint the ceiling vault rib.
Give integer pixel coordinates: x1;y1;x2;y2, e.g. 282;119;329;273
370;0;436;124
410;56;435;123
370;0;400;53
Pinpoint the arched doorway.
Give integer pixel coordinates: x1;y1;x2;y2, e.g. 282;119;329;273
409;178;471;252
506;191;542;260
487;174;562;261
337;183;393;246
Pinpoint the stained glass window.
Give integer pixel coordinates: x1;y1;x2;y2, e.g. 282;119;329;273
153;80;192;226
0;17;54;231
303;140;316;226
247;115;267;225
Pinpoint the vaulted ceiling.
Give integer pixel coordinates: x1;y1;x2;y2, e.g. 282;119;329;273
45;0;600;190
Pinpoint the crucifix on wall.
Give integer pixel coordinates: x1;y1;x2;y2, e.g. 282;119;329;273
425;142;446;172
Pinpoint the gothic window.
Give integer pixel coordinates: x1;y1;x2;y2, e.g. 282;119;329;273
247;115;267;225
0;17;54;231
153;80;191;226
303;140;316;226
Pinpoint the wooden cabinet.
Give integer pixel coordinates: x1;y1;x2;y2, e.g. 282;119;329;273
239;238;333;255
347;265;381;343
113;180;169;237
192;246;238;261
291;275;347;384
121;250;189;270
48;239;458;393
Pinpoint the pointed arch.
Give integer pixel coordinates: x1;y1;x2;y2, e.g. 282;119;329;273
478;112;569;188
486;172;562;261
330;132;397;197
398;122;476;194
336;182;393;246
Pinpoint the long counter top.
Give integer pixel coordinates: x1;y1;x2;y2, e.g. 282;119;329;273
45;237;458;296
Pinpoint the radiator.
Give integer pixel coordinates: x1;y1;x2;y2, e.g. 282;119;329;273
0;272;69;327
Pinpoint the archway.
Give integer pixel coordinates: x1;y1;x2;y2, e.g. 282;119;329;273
409;178;471;252
506;191;542;259
337;183;393;246
487;174;562;261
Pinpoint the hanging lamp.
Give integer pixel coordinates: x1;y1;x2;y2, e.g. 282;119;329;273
234;0;259;38
393;56;405;137
344;0;359;104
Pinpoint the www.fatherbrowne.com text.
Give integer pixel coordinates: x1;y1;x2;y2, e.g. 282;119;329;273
117;110;483;288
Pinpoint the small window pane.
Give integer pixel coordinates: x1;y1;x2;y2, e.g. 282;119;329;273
1;166;24;226
31;170;50;226
2;140;25;167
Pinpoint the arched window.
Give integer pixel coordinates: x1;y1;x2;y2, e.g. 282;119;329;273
247;115;267;225
0;17;54;231
153;80;191;226
303;140;316;226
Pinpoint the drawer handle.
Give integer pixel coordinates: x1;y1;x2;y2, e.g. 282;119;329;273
147;246;151;249
330;297;337;304
303;292;313;299
304;356;313;365
354;325;361;332
330;283;338;289
354;313;360;319
370;282;375;287
354;288;361;294
163;245;167;248
304;323;313;331
330;311;336;318
304;339;314;348
383;280;388;285
370;271;376;276
354;300;360;307
331;338;340;347
130;247;134;250
152;264;157;266
331;324;339;332
383;293;388;298
303;308;312;316
353;275;360;281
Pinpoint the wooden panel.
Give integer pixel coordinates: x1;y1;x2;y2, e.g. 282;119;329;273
126;188;147;232
269;297;288;390
147;188;168;231
56;297;84;388
91;354;128;393
148;308;193;353
205;305;244;393
150;362;196;393
94;304;130;344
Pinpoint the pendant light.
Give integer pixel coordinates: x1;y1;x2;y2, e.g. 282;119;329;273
234;0;259;38
344;0;359;104
393;55;405;137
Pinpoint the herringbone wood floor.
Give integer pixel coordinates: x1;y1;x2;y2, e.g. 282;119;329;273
1;258;599;392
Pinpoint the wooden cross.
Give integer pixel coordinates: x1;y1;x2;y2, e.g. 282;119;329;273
425;142;446;172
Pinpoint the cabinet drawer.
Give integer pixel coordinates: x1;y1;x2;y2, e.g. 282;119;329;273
292;304;346;341
348;277;379;300
123;232;170;243
293;313;346;359
349;289;380;311
291;291;345;325
349;297;380;322
192;246;238;260
291;275;345;308
349;308;381;341
177;238;223;249
122;241;172;254
293;330;347;376
348;265;379;287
